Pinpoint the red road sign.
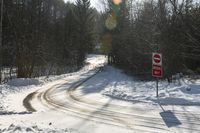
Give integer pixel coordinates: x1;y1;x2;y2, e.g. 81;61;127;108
152;65;163;77
152;53;163;77
153;54;161;64
153;53;162;66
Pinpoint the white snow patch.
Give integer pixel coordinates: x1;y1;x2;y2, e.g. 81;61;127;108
0;54;109;133
0;124;74;133
79;65;200;106
99;66;200;105
0;54;107;111
1;55;200;133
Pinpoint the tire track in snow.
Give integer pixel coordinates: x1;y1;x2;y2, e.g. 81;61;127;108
23;92;37;112
24;65;200;133
39;68;171;133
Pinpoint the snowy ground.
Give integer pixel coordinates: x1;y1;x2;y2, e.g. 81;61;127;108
0;55;107;132
99;66;200;106
0;54;200;133
0;55;106;110
73;65;200;107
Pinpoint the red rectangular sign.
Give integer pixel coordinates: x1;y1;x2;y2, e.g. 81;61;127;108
152;65;163;77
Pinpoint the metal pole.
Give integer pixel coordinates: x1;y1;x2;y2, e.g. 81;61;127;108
156;78;159;97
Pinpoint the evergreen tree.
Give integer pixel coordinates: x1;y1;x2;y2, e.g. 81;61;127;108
74;0;95;66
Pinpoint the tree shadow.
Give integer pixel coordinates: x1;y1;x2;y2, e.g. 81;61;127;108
79;66;129;95
0;111;32;115
72;98;113;132
154;97;200;106
78;66;200;106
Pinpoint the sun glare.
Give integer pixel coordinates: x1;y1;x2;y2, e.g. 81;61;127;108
113;0;122;5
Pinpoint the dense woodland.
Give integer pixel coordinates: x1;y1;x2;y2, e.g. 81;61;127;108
0;0;200;80
0;0;96;78
100;0;200;78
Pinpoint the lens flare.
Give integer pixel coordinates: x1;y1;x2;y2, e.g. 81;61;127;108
113;0;122;5
105;13;117;30
105;0;124;30
101;33;113;54
112;4;121;14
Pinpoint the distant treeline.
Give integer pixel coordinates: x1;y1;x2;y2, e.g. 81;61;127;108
1;0;200;79
100;0;200;78
1;0;97;78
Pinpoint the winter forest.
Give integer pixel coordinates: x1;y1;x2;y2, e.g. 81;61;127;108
0;0;200;81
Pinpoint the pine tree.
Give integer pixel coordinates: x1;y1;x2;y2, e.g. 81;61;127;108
74;0;95;66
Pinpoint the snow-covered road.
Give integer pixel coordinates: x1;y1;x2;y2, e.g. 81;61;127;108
1;55;200;133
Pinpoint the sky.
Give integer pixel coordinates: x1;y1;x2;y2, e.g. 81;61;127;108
64;0;105;11
64;0;99;8
64;0;200;12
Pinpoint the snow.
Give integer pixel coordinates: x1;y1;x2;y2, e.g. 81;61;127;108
76;65;200;106
0;124;70;133
0;54;106;109
101;69;200;105
7;79;41;87
0;54;109;133
0;54;200;133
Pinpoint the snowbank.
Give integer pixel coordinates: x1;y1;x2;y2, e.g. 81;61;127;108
0;54;107;110
95;66;200;105
0;124;71;133
0;54;108;133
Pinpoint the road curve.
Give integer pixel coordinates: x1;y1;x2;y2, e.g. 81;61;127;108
23;66;200;133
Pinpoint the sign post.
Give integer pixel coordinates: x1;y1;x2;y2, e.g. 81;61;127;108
156;78;158;97
152;53;163;97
